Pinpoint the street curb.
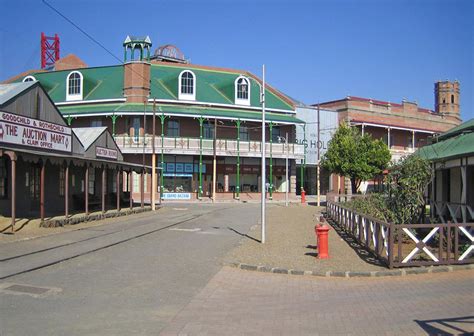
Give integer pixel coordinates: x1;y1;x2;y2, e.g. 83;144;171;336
224;262;474;278
40;207;153;228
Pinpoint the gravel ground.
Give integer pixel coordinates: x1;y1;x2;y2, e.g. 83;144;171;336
224;203;387;272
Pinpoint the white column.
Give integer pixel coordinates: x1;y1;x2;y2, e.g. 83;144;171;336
461;160;467;223
361;124;365;136
412;130;415;150
387;128;391;148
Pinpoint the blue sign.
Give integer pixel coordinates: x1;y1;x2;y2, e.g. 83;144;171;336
162;193;191;200
163;173;192;177
184;163;193;173
166;163;175;172
176;163;184;173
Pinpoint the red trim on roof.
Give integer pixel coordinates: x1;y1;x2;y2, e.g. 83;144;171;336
317;96;434;114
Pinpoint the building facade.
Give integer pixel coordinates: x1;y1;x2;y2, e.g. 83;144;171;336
418;119;474;224
318;81;462;193
5;37;305;202
0;82;146;228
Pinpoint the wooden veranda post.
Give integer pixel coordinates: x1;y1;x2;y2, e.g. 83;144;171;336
101;166;106;213
129;170;133;209
40;162;45;221
85;165;89;215
140;170;144;208
116;169;120;211
65;164;69;218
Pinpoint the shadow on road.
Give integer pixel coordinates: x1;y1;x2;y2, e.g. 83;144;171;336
227;227;261;243
414;315;474;335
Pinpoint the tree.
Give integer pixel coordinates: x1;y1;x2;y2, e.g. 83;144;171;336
321;122;391;193
386;155;433;224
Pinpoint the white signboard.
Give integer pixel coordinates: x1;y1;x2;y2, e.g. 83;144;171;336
96;146;118;160
162;193;191;200
0;111;72;153
295;107;338;165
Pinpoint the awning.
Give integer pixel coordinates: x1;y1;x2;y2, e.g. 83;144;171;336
59;103;305;125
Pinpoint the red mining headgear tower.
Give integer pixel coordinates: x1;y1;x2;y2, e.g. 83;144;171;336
41;32;60;69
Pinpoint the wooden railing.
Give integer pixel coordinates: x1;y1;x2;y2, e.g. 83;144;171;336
326;200;474;268
113;135;305;159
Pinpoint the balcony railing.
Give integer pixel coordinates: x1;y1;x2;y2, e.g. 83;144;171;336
114;135;305;159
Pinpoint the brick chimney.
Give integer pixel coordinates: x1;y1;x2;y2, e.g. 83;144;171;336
123;62;150;103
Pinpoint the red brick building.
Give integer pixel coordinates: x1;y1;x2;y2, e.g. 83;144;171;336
318;81;462;193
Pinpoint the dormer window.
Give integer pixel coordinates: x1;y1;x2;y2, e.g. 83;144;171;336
235;76;250;106
23;76;36;82
178;70;195;100
66;71;83;101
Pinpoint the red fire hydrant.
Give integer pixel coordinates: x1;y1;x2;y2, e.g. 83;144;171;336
315;216;330;259
301;188;306;204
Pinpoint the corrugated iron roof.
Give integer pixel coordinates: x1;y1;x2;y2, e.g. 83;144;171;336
0;82;36;106
72;127;107;150
416;126;474;161
438;118;474;140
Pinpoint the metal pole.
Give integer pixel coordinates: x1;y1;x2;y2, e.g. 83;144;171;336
317;105;321;207
151;99;156;210
285;132;289;207
160;111;165;200
212;118;217;202
261;64;266;244
301;124;306;194
236;119;241;200
198;117;204;199
269;122;273;200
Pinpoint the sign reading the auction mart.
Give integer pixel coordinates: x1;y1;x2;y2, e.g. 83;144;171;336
96;146;118;160
0;111;72;153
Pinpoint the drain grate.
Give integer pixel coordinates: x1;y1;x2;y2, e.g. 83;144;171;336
4;284;51;295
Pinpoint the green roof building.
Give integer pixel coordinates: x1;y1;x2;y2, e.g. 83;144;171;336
417;119;474;223
5;40;305;202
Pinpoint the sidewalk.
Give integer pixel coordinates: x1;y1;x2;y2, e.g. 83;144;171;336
0;206;155;244
224;203;387;273
160;266;474;335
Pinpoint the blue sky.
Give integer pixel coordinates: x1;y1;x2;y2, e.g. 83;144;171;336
1;0;473;120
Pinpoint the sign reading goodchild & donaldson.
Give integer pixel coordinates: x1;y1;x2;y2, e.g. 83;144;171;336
0;111;72;153
96;146;118;160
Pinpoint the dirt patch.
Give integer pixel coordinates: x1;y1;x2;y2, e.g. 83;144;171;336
224;204;387;273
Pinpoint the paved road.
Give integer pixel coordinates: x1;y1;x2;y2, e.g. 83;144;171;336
0;203;261;335
161;267;474;335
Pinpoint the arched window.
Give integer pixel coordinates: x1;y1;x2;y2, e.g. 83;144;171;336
23;76;36;82
235;76;250;105
66;71;83;101
451;95;454;104
178;70;196;100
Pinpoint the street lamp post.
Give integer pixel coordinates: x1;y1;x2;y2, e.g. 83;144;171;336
261;65;266;244
212;118;217;202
